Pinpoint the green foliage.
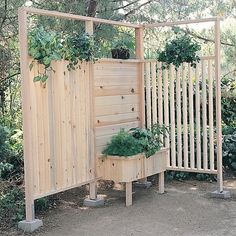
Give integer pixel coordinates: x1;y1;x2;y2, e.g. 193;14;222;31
28;27;98;82
111;35;135;51
102;129;143;157
102;124;167;158
129;124;168;157
63;32;98;70
157;33;201;69
222;126;236;171
0;185;25;223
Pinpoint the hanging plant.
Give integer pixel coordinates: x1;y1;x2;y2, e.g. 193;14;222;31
28;27;98;83
157;33;201;69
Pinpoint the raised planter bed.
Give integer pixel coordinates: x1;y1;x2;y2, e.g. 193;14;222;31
99;148;169;206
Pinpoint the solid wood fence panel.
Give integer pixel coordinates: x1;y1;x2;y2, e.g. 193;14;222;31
144;58;217;174
28;59;95;199
95;60;142;176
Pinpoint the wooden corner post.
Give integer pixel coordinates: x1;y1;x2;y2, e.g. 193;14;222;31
18;8;35;221
215;18;223;192
85;20;97;200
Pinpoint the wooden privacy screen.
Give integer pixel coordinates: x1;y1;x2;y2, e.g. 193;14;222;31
28;60;95;199
94;59;142;173
27;58;142;199
144;57;218;174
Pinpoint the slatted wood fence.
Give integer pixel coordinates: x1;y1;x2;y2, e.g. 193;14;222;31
144;57;218;174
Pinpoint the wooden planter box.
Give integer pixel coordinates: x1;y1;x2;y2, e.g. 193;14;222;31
98;148;169;206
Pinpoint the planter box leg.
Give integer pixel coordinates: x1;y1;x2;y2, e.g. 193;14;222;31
126;182;132;207
159;172;165;194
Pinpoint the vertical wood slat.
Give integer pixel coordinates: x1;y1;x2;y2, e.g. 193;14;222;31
163;68;170;166
151;62;157;124
215;18;223;191
135;28;145;128
208;60;214;171
188;64;195;169
195;63;201;170
18;8;35;221
157;62;163;141
202;60;208;170
182;64;188;169
176;67;182;168
169;65;176;167
146;62;152;128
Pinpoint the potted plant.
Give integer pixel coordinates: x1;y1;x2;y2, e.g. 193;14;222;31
111;37;135;59
99;124;169;206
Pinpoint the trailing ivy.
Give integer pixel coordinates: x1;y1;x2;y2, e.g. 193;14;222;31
28;27;98;82
157;33;201;69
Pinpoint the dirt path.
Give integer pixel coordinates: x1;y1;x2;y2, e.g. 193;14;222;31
2;180;236;236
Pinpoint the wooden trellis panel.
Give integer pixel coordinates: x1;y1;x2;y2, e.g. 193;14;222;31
27;60;95;199
144;58;218;174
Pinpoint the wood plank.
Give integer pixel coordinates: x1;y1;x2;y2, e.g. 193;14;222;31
188;64;195;169
94;76;137;86
176;67;182;168
95;85;138;97
95;95;139;106
202;60;208;170
151;62;157;124
95;121;140;136
146;62;151;128
169;65;176;167
96;112;140;127
126;182;132;206
157;62;163;140
182;64;188;169
195;63;202;170
95;104;139;116
208;60;215;171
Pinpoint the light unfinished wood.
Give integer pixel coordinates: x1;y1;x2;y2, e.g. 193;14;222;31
208;60;215;171
20;7;141;28
18;8;35;221
215;19;223;191
157;62;163;141
151;62;157;124
195;63;201;170
159;172;165;194
182;64;188;169
202;60;208;170
169;65;176;167
188;64;195;169
145;62;152;128
126;182;132;207
99;149;168;183
144;17;220;28
176;68;182;168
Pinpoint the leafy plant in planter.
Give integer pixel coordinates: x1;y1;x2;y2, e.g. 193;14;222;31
28;27;98;82
111;37;135;59
157;33;201;69
102;124;168;158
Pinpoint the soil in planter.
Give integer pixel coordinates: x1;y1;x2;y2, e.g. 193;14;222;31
111;48;130;59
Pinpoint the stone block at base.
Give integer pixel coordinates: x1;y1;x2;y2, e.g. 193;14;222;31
210;190;231;199
18;219;43;232
83;196;105;207
134;181;152;189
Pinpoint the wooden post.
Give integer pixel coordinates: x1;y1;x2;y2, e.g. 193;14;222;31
135;27;148;184
158;172;164;194
18;8;35;221
85;20;97;200
126;182;132;206
215;18;223;192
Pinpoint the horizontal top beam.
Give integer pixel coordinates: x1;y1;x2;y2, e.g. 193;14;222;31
144;17;221;28
19;7;141;28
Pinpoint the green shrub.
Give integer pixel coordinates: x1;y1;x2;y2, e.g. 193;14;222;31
102;124;167;158
102;129;143;157
157;33;201;69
